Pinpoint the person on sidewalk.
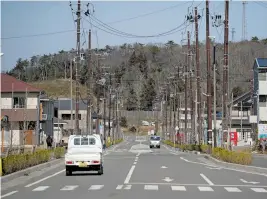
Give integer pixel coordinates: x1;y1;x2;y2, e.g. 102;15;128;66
46;135;53;149
261;140;266;153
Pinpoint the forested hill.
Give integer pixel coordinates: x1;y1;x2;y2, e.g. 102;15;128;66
5;39;267;110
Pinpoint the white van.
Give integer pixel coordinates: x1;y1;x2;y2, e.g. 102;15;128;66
64;134;103;176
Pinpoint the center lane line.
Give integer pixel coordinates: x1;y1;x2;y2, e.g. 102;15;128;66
200;173;214;185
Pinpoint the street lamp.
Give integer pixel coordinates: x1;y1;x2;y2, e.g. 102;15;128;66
209;36;217;148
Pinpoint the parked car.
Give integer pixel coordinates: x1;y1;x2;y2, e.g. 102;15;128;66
64;134;103;176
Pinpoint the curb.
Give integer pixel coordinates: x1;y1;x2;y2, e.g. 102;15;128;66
203;155;267;174
1;158;63;183
163;144;201;155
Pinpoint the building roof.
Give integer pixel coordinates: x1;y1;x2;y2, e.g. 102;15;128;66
228;91;252;107
255;58;267;68
0;73;41;93
54;99;88;110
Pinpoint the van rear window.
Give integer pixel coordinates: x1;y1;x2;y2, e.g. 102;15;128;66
73;137;96;145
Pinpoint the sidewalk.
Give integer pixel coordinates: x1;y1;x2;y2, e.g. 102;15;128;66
252;154;267;168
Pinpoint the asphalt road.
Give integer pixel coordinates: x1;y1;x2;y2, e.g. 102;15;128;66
252;154;267;168
2;135;267;199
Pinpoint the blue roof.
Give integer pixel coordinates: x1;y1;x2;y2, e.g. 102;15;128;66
256;58;267;68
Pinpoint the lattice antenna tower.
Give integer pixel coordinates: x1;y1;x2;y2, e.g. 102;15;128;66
242;1;248;41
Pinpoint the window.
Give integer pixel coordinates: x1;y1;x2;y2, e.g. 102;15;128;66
61;114;81;120
13;97;26;108
73;137;96;145
150;136;160;141
74;138;80;145
259;95;267;102
81;137;89;145
89;138;96;145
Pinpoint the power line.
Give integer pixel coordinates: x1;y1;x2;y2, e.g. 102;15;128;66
106;1;195;25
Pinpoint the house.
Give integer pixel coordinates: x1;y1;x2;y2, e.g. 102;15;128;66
251;58;267;141
0;73;42;146
54;98;110;134
39;94;67;145
227;91;253;146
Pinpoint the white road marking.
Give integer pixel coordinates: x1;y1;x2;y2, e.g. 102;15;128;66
32;186;50;191
1;191;18;198
251;188;267;192
124;185;132;190
198;186;214;192
116;185;123;190
200;173;214;185
144;185;158;190
128;182;267;187
180;156;267;177
25;169;65;187
171;186;186;191
224;187;242;192
88;185;104;190
124;165;136;184
133;162;137;165
60;185;78;191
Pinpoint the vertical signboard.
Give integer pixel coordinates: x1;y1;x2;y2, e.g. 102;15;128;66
258;124;267;140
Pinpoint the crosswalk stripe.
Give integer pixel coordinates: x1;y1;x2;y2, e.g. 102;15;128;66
144;185;158;190
198;186;214;192
224;187;241;192
251;188;267;193
124;185;132;190
171;186;186;191
89;185;104;190
116;185;123;190
60;185;78;191
32;186;50;191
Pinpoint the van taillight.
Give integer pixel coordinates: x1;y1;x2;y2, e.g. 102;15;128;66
66;161;73;164
92;160;99;164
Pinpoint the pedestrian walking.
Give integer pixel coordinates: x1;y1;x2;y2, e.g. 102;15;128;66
46;135;53;149
262;140;266;153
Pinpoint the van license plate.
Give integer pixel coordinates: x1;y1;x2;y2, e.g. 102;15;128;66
78;162;87;167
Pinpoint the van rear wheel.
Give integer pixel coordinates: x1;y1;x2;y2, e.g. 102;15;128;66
98;165;103;175
66;168;72;176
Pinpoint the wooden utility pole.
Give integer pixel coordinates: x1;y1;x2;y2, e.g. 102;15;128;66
96;56;100;135
185;31;190;144
75;0;81;134
86;29;92;134
223;0;230;149
188;32;194;144
206;0;212;145
108;74;112;137
70;58;74;131
195;7;202;144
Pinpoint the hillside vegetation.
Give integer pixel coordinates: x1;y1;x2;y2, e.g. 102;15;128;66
5;39;267;110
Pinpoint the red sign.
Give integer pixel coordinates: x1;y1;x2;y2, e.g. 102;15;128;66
230;132;238;146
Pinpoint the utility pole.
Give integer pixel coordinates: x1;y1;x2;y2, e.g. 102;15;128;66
231;28;236;42
206;0;212;146
223;0;230;149
103;85;106;142
108;73;112;137
185;31;190;144
75;0;81;134
212;38;217;147
86;29;92;134
194;7;202;144
96;56;100;135
70;58;74;131
242;1;247;41
115;90;119;141
188;35;194;144
173;86;176;143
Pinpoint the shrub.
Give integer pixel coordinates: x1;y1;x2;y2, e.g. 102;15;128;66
2;149;53;175
200;144;209;153
54;147;65;159
211;147;252;165
120;116;128;127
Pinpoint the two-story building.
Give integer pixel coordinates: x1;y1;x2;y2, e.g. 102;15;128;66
252;58;267;141
0;73;42;146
